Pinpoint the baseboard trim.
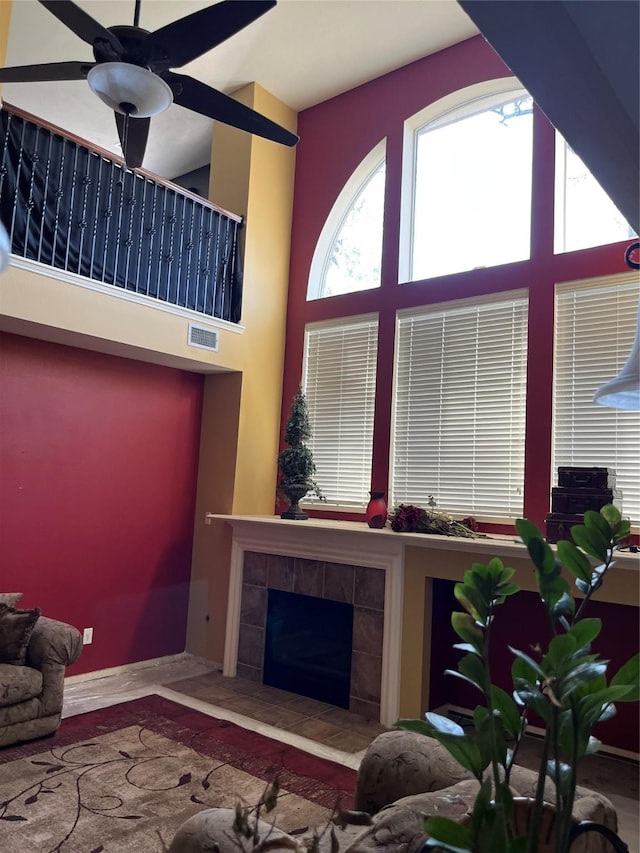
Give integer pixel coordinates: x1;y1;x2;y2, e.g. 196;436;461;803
64;652;221;685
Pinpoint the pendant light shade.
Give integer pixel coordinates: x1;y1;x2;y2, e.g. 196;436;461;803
593;306;640;410
87;63;173;118
593;242;640;411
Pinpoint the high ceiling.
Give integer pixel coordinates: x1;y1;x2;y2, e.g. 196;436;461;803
1;0;478;180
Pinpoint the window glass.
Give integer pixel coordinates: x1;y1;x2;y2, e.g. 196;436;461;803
303;316;378;507
554;134;636;254
410;94;533;281
392;293;529;519
307;141;386;300
553;276;639;524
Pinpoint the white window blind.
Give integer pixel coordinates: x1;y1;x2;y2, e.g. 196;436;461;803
303;316;378;508
553;277;640;525
392;293;529;519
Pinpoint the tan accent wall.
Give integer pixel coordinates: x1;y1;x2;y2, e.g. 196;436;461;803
399;544;639;718
0;1;10;69
186;84;297;660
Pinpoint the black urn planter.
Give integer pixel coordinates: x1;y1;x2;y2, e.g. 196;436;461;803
280;484;310;520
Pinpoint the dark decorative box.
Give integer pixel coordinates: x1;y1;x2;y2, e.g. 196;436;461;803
545;513;585;544
557;467;616;490
551;487;621;515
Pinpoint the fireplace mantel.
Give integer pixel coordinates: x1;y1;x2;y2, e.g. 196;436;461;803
216;515;639;727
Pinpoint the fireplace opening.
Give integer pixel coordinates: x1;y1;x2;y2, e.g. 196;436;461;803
263;589;354;708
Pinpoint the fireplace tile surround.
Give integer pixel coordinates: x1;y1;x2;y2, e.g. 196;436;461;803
237;552;385;719
219;515;639;731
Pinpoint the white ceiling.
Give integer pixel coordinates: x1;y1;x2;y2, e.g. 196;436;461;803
1;0;478;179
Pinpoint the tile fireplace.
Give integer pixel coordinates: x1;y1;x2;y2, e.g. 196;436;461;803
237;551;385;718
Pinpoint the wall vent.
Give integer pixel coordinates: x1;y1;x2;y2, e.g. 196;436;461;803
188;322;219;352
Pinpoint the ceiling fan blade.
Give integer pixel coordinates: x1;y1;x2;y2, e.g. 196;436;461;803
143;1;276;70
0;61;94;83
165;73;298;147
38;0;123;54
114;112;150;170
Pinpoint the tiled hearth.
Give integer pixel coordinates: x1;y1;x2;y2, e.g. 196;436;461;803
237;551;385;720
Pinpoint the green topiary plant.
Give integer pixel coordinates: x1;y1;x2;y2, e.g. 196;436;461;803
397;504;638;853
277;387;324;520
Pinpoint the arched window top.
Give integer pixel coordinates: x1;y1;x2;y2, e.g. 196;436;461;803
399;78;533;283
307;140;386;301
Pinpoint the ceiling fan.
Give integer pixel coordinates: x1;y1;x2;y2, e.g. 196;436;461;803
0;0;299;170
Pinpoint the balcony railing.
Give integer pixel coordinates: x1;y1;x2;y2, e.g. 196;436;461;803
0;104;243;323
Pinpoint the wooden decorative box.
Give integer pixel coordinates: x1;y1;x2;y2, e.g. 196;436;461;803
551;487;621;515
557;467;616;490
545;513;585;544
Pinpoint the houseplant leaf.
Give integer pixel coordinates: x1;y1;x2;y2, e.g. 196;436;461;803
568;617;602;650
451;612;484;654
610;652;640;702
423;816;472;853
556;540;593;583
570;524;609;562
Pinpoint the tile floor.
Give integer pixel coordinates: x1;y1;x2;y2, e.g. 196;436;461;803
63;653;639;849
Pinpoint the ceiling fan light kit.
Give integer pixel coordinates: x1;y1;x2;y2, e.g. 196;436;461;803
87;62;173;118
0;0;297;169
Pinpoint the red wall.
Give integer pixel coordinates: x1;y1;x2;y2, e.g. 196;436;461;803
283;36;637;750
430;579;639;754
283;34;630;531
0;332;204;675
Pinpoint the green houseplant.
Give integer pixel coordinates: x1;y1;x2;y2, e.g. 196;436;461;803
398;504;639;853
277;387;324;520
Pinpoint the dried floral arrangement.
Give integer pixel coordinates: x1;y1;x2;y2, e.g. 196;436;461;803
389;495;482;538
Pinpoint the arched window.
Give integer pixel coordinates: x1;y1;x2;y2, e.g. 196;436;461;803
400;80;533;282
307;141;386;300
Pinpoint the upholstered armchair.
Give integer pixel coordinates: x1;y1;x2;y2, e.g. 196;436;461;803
0;596;82;748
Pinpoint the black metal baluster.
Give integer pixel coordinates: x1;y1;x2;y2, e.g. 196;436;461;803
175;193;187;308
211;212;223;318
132;174;146;292
88;155;103;280
51;137;67;270
112;168;126;287
37;131;54;265
76;149;92;275
0;113;11;231
202;211;216;316
122;172;137;288
184;199;196;311
164;191;177;303
197;206;209;313
8;117;27;256
156;186;169;302
63;143;79;272
22;125;42;260
100;162;115;283
145;180;158;297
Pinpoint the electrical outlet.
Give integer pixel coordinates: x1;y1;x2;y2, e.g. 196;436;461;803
83;627;93;645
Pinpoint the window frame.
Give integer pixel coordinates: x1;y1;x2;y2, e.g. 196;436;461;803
390;289;529;523
307;140;386;301
552;272;640;528
398;77;528;284
301;313;379;511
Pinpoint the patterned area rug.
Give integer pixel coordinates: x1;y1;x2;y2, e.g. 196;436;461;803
0;694;356;853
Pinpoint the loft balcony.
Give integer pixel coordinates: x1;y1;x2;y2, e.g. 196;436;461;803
0;104;243;325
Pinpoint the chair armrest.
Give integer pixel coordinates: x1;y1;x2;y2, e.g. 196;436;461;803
26;616;83;670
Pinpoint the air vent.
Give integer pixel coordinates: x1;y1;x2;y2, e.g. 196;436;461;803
188;322;219;352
